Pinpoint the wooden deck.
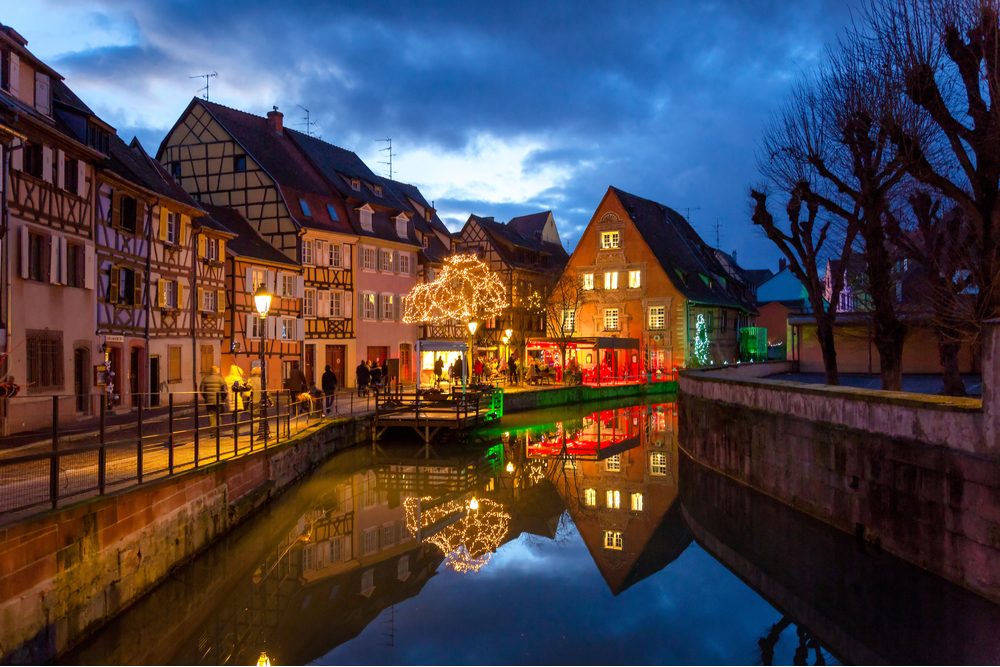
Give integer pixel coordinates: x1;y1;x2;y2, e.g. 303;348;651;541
373;388;503;444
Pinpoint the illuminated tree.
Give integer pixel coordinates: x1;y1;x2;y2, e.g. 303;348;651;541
404;496;511;573
403;254;508;324
693;314;711;366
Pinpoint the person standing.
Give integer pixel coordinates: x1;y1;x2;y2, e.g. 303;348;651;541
356;360;370;397
380;359;389;389
321;364;338;416
434;356;444;387
370;359;383;388
200;365;228;437
286;361;308;415
508;354;519;385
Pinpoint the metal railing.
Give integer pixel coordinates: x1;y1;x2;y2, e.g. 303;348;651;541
0;388;380;523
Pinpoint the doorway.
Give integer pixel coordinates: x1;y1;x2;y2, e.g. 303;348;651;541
73;347;89;413
399;343;412;383
149;355;161;407
130;347;142;409
325;344;345;386
367;346;389;364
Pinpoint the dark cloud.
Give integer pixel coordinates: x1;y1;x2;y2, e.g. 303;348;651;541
29;0;857;263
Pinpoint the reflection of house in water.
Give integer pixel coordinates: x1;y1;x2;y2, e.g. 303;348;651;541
534;402;693;594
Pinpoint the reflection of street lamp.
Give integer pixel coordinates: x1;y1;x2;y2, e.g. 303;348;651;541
256;651;271;667
468;497;479;511
254;284;272;441
505;461;514;473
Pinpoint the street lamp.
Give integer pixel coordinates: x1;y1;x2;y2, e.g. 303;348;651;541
466;320;478;390
254;284;272;441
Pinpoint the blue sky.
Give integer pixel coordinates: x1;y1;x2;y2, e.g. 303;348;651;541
6;0;856;268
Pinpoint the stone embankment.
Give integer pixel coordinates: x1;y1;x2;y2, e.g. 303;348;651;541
679;321;1000;603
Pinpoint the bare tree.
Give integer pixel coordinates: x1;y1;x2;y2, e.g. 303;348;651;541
543;272;585;373
872;0;1000;335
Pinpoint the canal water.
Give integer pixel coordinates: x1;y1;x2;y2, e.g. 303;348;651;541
63;397;1000;665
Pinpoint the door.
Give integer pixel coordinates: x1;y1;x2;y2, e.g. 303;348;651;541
73;348;89;413
130;347;142;408
399;343;412;383
149;356;161;407
366;346;389;364
108;347;122;406
325;345;345;386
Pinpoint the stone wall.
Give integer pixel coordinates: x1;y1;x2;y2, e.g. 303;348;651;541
0;416;370;664
503;381;677;413
679;381;1000;603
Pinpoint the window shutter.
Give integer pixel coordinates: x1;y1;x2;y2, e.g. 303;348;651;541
197;235;207;259
34;73;50;115
344;291;353;318
296;317;305;342
9;53;19;97
197;287;205;312
245;267;254;292
58;237;68;285
84;245;95;290
134;272;143;308
218;239;226;260
44;234;55;284
268;317;278;339
18;225;28;279
158;207;169;241
76;160;86;198
176;282;185;310
55;149;64;189
296;274;304;298
316;240;327;266
12;140;22;172
42;146;52;183
342;243;351;269
109;266;119;303
246;313;255;339
318;290;330;317
111;192;120;228
158;279;166;308
180;215;191;245
395;294;402;321
266;270;276;295
216;289;226;313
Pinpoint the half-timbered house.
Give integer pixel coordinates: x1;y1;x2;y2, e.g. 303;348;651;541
158;101;353;387
0;26;101;432
453;211;568;360
205;204;304;391
558;187;753;372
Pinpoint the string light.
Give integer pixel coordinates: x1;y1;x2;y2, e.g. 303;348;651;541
694;313;711;366
403;496;511;574
403;254;508;324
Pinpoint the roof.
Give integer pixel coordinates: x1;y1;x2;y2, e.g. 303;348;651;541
465;214;569;272
105;134;201;209
609;187;753;311
507;211;551;239
381;177;451;237
202;204;298;267
744;268;775;287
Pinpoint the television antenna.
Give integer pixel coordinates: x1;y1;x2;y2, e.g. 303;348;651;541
680;206;701;221
189;72;217;100
714;218;722;248
296;105;319;137
379;138;397;180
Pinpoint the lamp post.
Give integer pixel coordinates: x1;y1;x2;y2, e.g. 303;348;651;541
501;335;510;383
254;284;273;441
466;320;478;392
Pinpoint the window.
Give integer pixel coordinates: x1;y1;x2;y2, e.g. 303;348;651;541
381;294;394;320
361;528;378;556
165;211;179;245
628;270;641;288
605;454;621;472
87;123;110;155
604;271;618;290
66;242;85;288
362;292;377;320
600;231;620;249
397;555;410;581
250;268;267;292
351;178;361;191
279;317;295;340
360;569;375;596
362;472;378;507
583;273;594;290
249;315;263;339
109;266;139;306
329;243;342;267
604;308;619;331
380;249;394;272
303;288;316;317
331;291;343;317
606;489;621;509
23;142;43;179
302;239;314;266
34;72;51;115
299;198;312;217
603;530;623;550
360;208;373;231
281;274;296;297
584;488;597;506
327;203;339;222
0;47;9;92
381;523;396;548
373;184;383;196
205;237;220;262
650;452;668;476
167;345;182;382
362;247;376;271
631;492;644;512
233;155;246;172
561;309;575;333
422;235;430;248
26;330;63;390
162;279;178;309
396;217;407;238
118;195;138;234
63;155;79;193
648;306;665;330
201;289;217;312
398;253;410;275
27;230;49;282
169;162;181;178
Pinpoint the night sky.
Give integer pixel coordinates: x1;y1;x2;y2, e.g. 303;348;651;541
7;1;856;270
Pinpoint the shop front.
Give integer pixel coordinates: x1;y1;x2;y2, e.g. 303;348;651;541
525;337;641;385
416;339;469;389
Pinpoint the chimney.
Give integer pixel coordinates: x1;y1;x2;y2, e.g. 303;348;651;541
779;257;787;272
267;106;283;135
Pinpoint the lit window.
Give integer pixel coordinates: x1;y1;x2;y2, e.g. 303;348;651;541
650;452;668;476
380;249;394;272
299;198;312;217
163;280;178;309
362;292;377;320
606;489;621;509
398;253;410;275
648;306;665;330
381;294;394;320
561;309;575;333
584;488;597;506
329;243;342;267
327;203;339;221
604;308;619;331
583;273;594;290
351;178;361;191
628;270;641;288
605;454;621;472
600;231;620;249
362;247;376;271
302;239;314;265
631;492;644;511
604;271;618;290
281;274;296;297
603;530;623;550
374;184;383;196
303;288;316;317
279;317;295;340
250;268;267;291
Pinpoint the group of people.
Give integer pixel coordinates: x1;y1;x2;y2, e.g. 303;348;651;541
199;360;341;436
356;358;390;396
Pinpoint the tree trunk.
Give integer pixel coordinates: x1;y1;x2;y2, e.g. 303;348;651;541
874;326;905;391
816;317;840;385
938;339;966;397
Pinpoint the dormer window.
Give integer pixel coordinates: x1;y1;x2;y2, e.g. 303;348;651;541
359;207;373;231
425;209;431;222
351;178;361;191
326;204;339;221
373;184;383;197
395;215;407;239
34;72;51;116
600;231;621;249
422;235;430;248
299;198;312;217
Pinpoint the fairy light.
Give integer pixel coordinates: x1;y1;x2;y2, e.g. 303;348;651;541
403;496;511;574
403;254;508;324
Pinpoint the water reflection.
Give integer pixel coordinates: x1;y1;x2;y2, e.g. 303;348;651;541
61;398;1000;666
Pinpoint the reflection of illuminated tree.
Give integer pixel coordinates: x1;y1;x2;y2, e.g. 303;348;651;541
404;497;511;574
